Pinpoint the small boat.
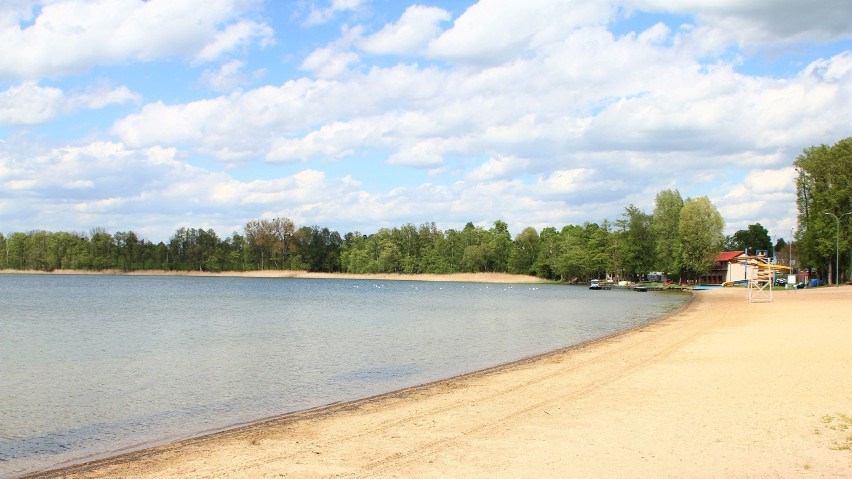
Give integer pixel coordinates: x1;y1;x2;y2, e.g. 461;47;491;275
589;279;602;290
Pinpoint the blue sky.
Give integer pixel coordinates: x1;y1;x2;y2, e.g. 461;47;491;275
1;0;850;244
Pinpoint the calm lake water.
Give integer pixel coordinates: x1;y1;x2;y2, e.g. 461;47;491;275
0;274;689;477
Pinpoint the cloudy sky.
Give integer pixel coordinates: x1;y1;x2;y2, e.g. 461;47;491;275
1;0;850;243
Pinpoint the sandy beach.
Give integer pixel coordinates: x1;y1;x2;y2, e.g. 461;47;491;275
0;269;547;284
22;285;851;478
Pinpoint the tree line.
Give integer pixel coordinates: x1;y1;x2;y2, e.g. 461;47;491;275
1;190;734;282
4;141;843;283
3;131;849;285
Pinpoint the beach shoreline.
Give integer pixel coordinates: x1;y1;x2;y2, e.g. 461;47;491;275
15;287;693;478
0;269;547;284
19;286;852;478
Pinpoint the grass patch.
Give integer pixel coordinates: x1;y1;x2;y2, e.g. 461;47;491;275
819;413;852;451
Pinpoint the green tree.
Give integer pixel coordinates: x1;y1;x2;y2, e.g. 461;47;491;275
197;229;221;271
508;227;540;275
27;230;50;270
554;224;590;281
146;241;169;270
652;189;684;279
462;244;487;272
292;226;342;272
587;221;614;279
795;137;852;284
168;227;193;271
341;232;374;274
550;223;614;282
534;227;561;280
47;232;86;270
417;222;449;274
69;234;93;269
616;205;656;281
489;220;512;273
90;228;116;270
458;222;491;272
7;232;29;269
114;231;140;271
679;197;725;281
225;233;247;271
726;223;772;256
378;240;402;273
442;229;466;272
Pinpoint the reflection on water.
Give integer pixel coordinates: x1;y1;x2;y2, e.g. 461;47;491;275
0;275;688;477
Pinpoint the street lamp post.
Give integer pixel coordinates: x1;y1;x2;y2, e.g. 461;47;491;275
824;211;852;286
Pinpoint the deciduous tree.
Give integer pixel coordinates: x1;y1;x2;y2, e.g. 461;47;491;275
616;205;655;281
652;189;683;279
508;227;540;275
726;223;772;256
679;197;725;281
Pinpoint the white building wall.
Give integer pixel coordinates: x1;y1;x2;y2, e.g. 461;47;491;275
726;260;766;283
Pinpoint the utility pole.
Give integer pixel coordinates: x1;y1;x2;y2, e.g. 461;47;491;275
789;228;793;269
790;228;794;285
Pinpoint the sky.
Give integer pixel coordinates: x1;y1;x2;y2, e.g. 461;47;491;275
1;0;850;244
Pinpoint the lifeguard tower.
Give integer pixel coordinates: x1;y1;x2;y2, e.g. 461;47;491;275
725;253;791;303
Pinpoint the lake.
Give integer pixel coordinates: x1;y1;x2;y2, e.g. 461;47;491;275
0;274;689;477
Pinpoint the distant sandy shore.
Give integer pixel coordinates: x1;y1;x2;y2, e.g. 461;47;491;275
22;286;852;478
0;269;546;284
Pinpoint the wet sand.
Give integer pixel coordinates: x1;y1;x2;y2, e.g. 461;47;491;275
22;286;852;478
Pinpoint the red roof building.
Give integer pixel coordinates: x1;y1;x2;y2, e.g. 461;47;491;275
699;251;745;284
716;251;745;262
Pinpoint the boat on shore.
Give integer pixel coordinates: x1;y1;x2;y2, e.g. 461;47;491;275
589;279;611;290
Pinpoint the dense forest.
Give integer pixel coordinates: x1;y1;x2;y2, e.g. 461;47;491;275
4;132;850;286
2;189;730;283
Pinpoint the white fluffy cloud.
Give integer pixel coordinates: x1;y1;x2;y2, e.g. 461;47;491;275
427;0;614;64
716;166;799;233
111;29;851;173
0;141;364;240
0;0;268;81
467;155;530;182
299;23;366;79
300;45;360;78
304;0;364;26
194;20;274;64
0;82;138;125
359;5;450;55
201;60;247;92
0;82;63;125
